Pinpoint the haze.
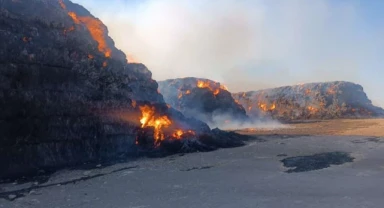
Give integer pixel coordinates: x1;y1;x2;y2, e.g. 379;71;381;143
72;0;384;107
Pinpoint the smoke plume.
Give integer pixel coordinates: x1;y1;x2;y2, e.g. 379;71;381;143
72;0;384;107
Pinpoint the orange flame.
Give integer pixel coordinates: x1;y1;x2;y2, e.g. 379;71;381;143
138;105;195;145
139;105;172;144
258;102;276;112
65;8;111;58
196;80;225;96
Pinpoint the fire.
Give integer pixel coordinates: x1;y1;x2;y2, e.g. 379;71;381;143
197;80;210;88
196;80;225;96
185;90;191;94
172;129;195;139
139;105;172;144
61;1;112;58
102;61;108;67
307;106;317;112
22;37;29;42
138;105;195;145
258;102;276;112
88;54;94;59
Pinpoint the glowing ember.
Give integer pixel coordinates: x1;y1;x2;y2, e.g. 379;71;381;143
197;80;210;88
88;54;94;59
258;102;276;112
307;106;317;112
22;37;29;42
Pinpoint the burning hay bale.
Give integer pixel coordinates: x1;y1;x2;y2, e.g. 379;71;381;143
158;77;249;126
0;0;247;179
232;81;384;121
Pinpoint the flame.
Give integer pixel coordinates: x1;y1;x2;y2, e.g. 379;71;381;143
307;106;318;112
63;5;111;58
88;54;94;59
196;80;225;96
197;80;210;88
138;105;195;145
102;61;108;67
172;129;195;139
139;105;172;144
258;102;276;112
185;90;191;94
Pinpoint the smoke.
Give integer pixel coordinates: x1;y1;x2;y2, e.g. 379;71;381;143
180;108;287;131
208;113;288;131
72;0;384;107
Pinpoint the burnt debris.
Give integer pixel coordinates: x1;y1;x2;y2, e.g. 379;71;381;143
281;152;354;173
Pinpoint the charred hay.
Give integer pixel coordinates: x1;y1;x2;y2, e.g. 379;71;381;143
0;0;245;180
232;81;384;121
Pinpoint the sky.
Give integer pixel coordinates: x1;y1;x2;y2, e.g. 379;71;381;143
72;0;384;107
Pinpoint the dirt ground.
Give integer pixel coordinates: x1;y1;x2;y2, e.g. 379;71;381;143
236;119;384;137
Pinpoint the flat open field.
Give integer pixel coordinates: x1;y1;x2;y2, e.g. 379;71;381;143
236;119;384;137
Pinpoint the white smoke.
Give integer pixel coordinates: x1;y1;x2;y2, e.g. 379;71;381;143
72;0;384;108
